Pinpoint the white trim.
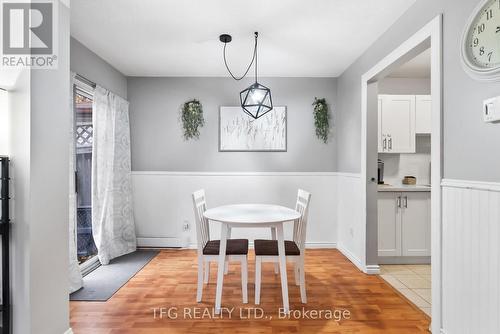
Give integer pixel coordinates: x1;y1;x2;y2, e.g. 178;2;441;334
132;171;338;177
303;242;337;249
63;329;73;334
137;237;184;248
441;178;500;192
338;243;380;274
365;265;380;275
360;15;443;334
60;0;70;9
337;243;364;273
79;256;100;277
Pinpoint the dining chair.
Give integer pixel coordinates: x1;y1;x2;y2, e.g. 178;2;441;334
254;189;311;304
192;189;249;303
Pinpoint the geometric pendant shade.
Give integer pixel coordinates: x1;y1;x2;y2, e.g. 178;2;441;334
239;82;273;119
220;31;274;119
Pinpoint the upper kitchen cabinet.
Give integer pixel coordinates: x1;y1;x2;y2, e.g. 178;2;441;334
415;95;432;134
378;95;416;153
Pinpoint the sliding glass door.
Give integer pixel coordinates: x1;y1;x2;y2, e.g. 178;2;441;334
73;81;97;265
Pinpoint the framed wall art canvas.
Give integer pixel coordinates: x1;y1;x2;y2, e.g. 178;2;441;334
219;106;287;152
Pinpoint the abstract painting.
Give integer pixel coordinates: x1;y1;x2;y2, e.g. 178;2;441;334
219;106;287;151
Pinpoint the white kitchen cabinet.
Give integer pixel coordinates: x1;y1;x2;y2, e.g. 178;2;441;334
378;191;431;257
401;192;431;256
378;95;416;153
415;95;432;134
378;192;401;257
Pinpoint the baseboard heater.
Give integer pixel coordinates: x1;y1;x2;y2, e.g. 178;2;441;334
137;237;184;248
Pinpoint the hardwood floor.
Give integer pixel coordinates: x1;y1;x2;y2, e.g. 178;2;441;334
70;249;430;333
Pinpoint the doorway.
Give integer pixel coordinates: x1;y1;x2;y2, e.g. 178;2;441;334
376;47;432;317
360;15;442;333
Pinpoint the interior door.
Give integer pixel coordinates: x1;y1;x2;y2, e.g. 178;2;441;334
378;192;402;257
379;95;416;153
401;192;431;256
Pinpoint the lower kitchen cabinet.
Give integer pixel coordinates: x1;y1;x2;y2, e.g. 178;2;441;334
378;191;431;258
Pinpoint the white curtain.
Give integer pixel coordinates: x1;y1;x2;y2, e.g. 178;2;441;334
69;72;83;293
92;86;136;265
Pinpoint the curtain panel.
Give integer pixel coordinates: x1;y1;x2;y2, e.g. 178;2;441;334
92;86;136;265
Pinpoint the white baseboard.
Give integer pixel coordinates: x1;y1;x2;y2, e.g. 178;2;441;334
137;237;183;248
337;243;364;273
63;329;73;334
304;242;337;248
337;243;379;274
365;265;380;275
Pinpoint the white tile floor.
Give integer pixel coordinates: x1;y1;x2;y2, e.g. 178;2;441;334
380;264;431;316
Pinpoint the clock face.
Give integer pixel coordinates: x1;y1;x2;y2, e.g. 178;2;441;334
466;0;500;69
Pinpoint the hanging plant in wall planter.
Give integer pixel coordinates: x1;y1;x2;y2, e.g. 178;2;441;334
312;97;330;143
181;99;205;140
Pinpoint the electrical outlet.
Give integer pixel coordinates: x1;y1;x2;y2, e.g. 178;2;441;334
182;221;190;231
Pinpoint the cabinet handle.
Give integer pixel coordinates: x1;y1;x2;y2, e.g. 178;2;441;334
396;196;401;208
388;137;393;150
403;196;408;208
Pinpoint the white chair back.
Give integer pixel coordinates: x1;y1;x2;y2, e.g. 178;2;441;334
293;189;311;251
192;189;210;253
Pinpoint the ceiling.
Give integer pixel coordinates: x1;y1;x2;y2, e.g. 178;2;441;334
71;0;416;77
388;48;431;78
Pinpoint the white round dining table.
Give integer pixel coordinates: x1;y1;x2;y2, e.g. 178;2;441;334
203;204;301;314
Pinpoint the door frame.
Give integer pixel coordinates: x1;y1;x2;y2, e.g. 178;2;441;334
360;15;442;333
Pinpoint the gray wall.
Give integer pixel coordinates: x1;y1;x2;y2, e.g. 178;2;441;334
70;37;127;98
378;77;430;95
128;77;337;172
337;0;500;182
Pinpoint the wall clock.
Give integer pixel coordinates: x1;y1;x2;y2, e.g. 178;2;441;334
461;0;500;81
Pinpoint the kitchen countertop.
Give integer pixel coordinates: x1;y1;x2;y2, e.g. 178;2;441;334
378;184;431;192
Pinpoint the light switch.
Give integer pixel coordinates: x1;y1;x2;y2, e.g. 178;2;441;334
483;96;500;123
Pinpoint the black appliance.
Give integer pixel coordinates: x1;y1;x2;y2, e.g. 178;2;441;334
377;159;385;184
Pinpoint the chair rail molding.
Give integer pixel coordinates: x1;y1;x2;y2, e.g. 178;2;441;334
131;171;338;176
441;178;500;191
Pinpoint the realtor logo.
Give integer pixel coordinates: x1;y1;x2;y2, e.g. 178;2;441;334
1;0;58;68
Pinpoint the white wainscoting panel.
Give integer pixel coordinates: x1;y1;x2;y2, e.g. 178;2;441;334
132;172;337;248
336;173;365;272
442;179;500;334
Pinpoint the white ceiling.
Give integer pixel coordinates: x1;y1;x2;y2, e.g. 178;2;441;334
388;48;431;78
71;0;416;77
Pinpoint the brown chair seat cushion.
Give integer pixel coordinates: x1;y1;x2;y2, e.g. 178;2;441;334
203;239;249;255
254;240;300;256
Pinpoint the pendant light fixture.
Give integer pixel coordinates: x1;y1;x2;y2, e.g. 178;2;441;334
220;32;273;119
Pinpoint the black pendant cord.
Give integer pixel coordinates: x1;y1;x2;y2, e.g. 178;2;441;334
254;33;258;83
223;32;258;81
